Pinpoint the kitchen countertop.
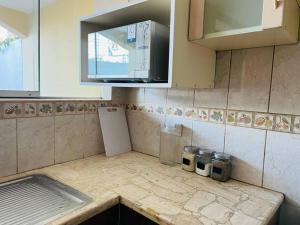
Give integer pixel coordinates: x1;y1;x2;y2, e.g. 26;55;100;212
0;152;284;225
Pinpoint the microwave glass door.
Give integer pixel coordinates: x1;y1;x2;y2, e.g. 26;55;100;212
88;21;151;80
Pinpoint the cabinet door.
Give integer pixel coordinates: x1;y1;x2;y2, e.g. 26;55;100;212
188;0;205;40
262;0;284;29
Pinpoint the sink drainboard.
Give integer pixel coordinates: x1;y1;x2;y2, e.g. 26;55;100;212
0;175;91;225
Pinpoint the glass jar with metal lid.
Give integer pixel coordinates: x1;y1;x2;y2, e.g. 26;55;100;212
195;150;213;177
182;146;199;172
211;152;232;182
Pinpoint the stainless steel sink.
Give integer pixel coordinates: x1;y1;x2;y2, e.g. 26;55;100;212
0;175;91;225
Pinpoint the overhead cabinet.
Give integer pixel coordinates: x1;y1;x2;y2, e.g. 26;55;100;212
189;0;300;50
80;0;216;88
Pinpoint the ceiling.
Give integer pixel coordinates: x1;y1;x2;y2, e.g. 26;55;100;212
0;0;56;13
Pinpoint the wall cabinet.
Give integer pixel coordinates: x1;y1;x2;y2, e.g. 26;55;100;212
189;0;300;50
80;0;216;89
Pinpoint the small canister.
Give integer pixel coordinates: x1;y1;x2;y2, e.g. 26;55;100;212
211;152;232;182
195;150;213;177
182;146;199;172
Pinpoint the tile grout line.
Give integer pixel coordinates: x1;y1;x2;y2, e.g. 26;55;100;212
223;50;233;153
191;88;196;146
16;118;19;174
267;46;276;113
261;45;276;187
53;114;56;165
261;131;269;187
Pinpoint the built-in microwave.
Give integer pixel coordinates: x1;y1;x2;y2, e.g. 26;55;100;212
88;20;169;83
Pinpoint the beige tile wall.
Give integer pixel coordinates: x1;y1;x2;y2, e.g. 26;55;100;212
228;47;273;112
0;119;17;177
17;117;55;172
114;41;300;225
0;101;105;178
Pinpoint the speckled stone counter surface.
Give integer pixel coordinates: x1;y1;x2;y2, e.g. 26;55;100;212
0;152;284;225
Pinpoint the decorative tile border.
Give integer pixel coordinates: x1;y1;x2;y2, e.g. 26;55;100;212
38;103;53;117
24;103;37;117
275;115;292;132
0;101;105;119
165;106;184;117
123;103;300;135
198;108;209;121
184;108;198;120
64;102;76;115
209;109;224;124
254;113;274;130
55;103;64;116
2;100;300;135
236;111;252;127
293;116;300;134
226;111;236;125
3;103;23;119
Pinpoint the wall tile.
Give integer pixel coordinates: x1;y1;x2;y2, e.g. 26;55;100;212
127;111;145;152
227;111;236;125
0;119;16;177
54;102;64;115
38;103;53;117
209;109;225;124
264;131;300;206
270;43;300;115
64;102;76;115
127;111;164;157
184;108;198;120
253;113;274;130
145;88;167;105
160;117;193;164
198;108;209;121
195;51;231;109
126;88;145;103
143;114;165;157
224;126;266;186
167;88;194;107
24;103;37;117
111;88;128;104
77;103;89;114
17;117;55;172
293;116;300;134
192;121;225;152
0;103;3;119
3;103;22;118
88;102;98;113
236;111;253;127
228;47;273;112
275;115;292;132
55;115;85;163
84;114;105;157
165;106;184;117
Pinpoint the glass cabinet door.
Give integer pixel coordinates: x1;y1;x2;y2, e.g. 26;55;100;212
203;0;264;38
189;0;297;51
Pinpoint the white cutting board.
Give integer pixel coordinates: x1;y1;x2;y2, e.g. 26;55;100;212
98;107;132;157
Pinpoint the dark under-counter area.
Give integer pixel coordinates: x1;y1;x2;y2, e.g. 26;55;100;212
80;204;158;225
